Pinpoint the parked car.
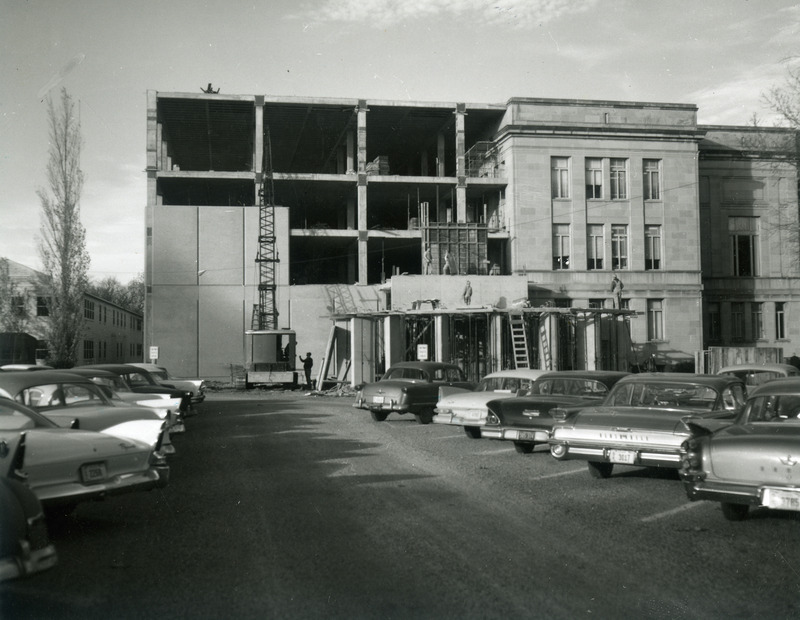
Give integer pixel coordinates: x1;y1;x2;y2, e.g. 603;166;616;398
354;361;474;424
481;371;630;454
433;369;547;438
680;377;800;521
128;363;206;404
549;373;747;478
0;370;170;452
1;437;57;582
80;364;193;417
0;397;169;514
64;368;184;435
717;363;800;387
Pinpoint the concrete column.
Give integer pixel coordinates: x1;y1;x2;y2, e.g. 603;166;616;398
584;316;597;370
491;313;504;372
357;101;369;285
384;315;404;368
456;106;467;222
437;133;445;177
255;97;264;175
436;315;449;362
347;131;355;174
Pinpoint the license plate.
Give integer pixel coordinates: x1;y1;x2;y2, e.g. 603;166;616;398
81;462;107;483
506;430;537;441
609;450;636;465
372;396;384;404
763;488;800;511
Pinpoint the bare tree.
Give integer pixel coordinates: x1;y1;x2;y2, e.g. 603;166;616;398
37;88;90;368
124;273;145;315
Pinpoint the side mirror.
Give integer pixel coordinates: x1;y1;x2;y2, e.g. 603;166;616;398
70;418;80;429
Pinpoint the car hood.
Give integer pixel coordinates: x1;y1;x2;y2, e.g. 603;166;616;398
706;424;800;484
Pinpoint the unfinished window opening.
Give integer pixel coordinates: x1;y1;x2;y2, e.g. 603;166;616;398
277;179;356;230
290;237;357;285
367;238;421;284
158;178;254;206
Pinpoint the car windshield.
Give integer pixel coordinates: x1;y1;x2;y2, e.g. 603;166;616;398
125;371;157;387
15;382;111;409
744;394;800;423
476;376;534;393
532;378;609;399
605;382;725;410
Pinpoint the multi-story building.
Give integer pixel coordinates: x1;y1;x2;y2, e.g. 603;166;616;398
0;258;144;366
145;92;798;384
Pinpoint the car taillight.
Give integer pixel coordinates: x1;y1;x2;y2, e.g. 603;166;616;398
149;451;168;467
551;407;567;421
679;438;703;477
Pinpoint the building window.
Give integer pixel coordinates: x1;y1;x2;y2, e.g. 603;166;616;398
551;157;570;199
11;296;25;316
731;302;744;340
644;225;662;270
776;302;786;339
730;216;759;276
588;299;605;309
751;302;764;340
83;340;94;361
643;159;661;200
585;158;602;199
611;225;628;270
587;224;604;270
552;224;570;270
84;299;95;320
647;299;664;341
610;158;627;200
36;296;50;317
708;302;721;341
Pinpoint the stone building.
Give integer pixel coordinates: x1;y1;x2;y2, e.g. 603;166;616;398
144;92;798;384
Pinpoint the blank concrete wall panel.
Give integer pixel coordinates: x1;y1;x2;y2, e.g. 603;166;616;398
199;285;247;378
150;285;198;376
152;207;198;285
199;208;245;285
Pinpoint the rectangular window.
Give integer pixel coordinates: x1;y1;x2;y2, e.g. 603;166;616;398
776;302;786;339
751;302;763;340
611;225;628;270
83;340;94;361
585;158;602;199
731;302;745;340
587;224;604;270
708;302;721;341
551;157;570;199
610;158;628;200
552;224;570;270
588;299;605;309
643;159;661;200
644;225;662;270
647;299;664;341
36;296;50;317
84;299;95;320
11;296;25;316
730;216;759;276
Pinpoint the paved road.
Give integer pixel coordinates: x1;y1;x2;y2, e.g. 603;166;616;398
2;391;799;619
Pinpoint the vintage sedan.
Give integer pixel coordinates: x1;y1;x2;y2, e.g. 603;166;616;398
0;397;168;513
65;367;184;435
354;361;473;424
717;363;800;387
0;370;169;452
128;363;206;404
681;377;800;521
80;364;193;417
0;476;58;582
482;371;630;453
433;369;547;438
549;373;747;478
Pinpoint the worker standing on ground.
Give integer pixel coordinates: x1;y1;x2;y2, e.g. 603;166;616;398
299;352;314;389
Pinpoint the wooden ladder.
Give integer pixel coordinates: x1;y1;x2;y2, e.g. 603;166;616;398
509;312;530;369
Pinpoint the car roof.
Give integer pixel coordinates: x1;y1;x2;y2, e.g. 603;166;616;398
718;363;799;375
0;369;97;392
79;364;153;375
483;369;547;380
388;361;463;371
536;370;631;382
616;372;743;389
61;368;120;379
748;377;800;397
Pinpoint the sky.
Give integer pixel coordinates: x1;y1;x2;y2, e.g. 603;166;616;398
1;0;798;284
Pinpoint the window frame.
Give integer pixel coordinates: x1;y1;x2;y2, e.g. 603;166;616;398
643;159;661;200
551;157;570;199
610;158;628;200
644;225;662;270
611;224;628;270
552;223;571;270
729;216;760;277
585;158;603;199
647;299;664;342
587;224;604;270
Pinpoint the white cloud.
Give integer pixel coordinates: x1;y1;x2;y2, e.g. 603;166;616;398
300;0;598;29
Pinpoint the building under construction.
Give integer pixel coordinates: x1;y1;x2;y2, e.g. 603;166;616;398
144;91;800;384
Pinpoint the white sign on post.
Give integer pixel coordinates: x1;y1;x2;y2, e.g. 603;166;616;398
149;346;159;362
417;344;429;361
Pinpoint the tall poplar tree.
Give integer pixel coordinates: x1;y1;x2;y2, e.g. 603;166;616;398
37;88;90;367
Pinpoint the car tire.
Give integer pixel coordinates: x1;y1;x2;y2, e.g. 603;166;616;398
513;441;534;454
370;411;388;422
464;426;481;439
587;461;614;479
414;411;433;425
721;502;749;521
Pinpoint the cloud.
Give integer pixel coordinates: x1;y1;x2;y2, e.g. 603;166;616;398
299;0;598;29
